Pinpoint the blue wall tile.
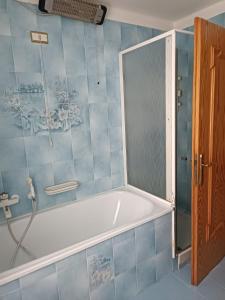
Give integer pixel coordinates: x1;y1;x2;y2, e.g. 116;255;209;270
61;18;84;43
104;45;120;78
75;153;94;182
2;290;22;300
106;76;120;102
0;113;23;139
37;14;62;36
137;257;156;292
94;154;111;180
0;138;26;171
108;103;121;128
87;75;107;104
113;230;136;276
137;26;153;43
112;173;124;189
155;248;173;281
135;221;155;263
56;251;86;272
7;0;37;37
155;213;172;254
210;13;225;26
90;280;115;300
121;24;138;50
176;32;193;215
76;181;96;199
64;44;86;76
109;127;122;153
42;41;66;76
24;136;52;167
0;280;20;297
12;38;41;73
50;132;73;163
110;150;124;175
89;104;109;131
103;21;121;45
0;12;11;36
0;0;6;11
53;161;75;184
20;265;56;288
20;266;58;300
115;267;137;300
95;177;112;193
71;128;92;158
67;74;88;103
0;37;14;72
91;129;110;157
0;71;16;93
21;273;58;300
58;269;89;300
57;252;89;300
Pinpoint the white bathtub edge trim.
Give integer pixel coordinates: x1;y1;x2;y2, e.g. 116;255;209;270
0;187;173;286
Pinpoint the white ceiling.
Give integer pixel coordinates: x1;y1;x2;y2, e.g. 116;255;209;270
102;0;221;21
19;0;225;29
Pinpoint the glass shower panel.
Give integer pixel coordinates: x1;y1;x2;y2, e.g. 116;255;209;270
176;32;194;251
123;39;166;199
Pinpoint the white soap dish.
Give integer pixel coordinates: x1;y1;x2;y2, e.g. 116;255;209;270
44;180;80;196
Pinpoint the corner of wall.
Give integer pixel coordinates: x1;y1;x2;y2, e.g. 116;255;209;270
173;0;225;29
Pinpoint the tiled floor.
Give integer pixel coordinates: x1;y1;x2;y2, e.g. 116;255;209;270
136;258;225;300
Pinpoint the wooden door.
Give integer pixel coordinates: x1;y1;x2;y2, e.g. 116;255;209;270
192;17;225;285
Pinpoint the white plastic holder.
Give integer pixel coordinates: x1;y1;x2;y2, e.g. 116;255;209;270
0;194;20;219
44;180;80;196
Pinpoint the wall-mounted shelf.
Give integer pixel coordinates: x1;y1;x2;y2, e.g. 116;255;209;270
44;181;80;196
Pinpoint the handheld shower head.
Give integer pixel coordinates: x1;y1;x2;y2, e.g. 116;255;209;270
26;177;36;200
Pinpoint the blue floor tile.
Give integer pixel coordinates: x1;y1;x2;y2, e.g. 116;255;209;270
136;259;225;300
197;277;225;300
136;274;205;300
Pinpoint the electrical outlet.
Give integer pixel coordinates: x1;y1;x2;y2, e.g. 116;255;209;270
30;31;48;44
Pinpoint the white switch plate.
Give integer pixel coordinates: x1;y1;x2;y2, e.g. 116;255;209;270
30;31;48;44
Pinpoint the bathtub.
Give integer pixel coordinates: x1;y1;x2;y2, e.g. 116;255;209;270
0;187;172;286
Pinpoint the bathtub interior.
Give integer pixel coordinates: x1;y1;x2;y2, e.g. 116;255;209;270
0;211;173;298
0;188;172;277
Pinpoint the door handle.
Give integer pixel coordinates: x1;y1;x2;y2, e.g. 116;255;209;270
199;154;212;186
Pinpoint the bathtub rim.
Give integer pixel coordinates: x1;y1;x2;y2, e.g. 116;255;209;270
0;186;172;286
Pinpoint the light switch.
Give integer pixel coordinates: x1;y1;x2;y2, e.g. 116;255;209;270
30;31;48;44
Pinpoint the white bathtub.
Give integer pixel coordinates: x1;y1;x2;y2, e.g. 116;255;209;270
0;187;172;285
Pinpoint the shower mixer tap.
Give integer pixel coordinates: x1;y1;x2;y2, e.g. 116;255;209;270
0;193;20;219
26;177;36;200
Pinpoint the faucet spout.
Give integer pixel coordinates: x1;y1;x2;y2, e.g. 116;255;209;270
2;205;12;219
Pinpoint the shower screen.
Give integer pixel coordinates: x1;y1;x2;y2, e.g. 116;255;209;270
121;37;173;201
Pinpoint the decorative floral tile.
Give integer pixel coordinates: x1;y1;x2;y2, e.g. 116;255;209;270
88;254;114;291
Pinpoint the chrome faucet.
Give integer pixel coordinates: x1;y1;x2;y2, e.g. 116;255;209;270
0;193;20;219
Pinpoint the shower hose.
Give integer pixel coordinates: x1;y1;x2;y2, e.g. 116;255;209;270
7;197;37;268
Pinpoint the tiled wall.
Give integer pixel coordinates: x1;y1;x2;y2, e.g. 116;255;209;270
176;33;193;214
185;13;225;32
0;0;162;222
0;213;173;299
